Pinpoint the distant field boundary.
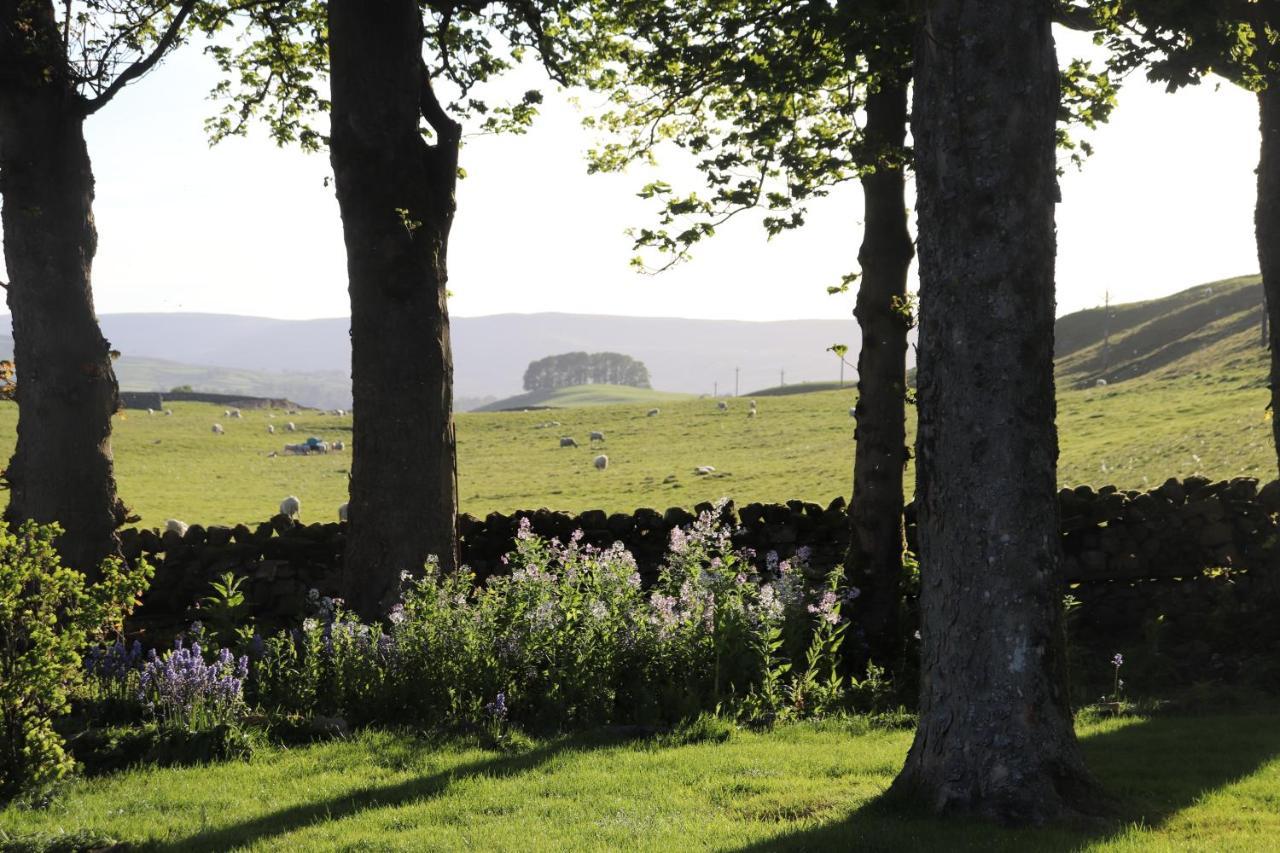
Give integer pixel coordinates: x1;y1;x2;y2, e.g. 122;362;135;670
119;390;303;410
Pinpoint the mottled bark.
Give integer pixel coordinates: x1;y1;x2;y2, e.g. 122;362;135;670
1257;82;1280;474
329;0;459;617
0;0;124;573
845;70;913;672
890;0;1105;823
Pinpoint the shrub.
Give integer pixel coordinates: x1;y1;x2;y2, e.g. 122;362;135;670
0;522;151;802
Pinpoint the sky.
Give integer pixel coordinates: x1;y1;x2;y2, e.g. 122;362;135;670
0;27;1263;323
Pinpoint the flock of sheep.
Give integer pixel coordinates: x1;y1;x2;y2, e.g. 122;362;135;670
166;493;348;537
552;398;759;475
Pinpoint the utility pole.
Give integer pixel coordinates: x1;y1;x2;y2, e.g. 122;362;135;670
780;369;785;387
1102;289;1111;375
734;367;740;397
714;380;718;397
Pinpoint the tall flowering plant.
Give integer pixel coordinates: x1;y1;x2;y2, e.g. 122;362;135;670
137;639;248;730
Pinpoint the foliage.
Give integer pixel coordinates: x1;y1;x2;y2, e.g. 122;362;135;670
136;639;249;731
0;523;151;802
196;572;254;651
522;352;651;392
250;504;856;733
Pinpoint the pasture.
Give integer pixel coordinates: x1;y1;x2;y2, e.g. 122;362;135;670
0;368;1273;528
4;714;1280;850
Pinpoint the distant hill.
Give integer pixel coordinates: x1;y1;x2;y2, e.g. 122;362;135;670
475;384;694;412
1054;275;1265;389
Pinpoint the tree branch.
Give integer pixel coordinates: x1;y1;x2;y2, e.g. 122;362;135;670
419;61;462;144
79;0;198;117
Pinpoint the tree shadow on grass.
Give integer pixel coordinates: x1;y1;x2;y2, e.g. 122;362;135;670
731;712;1280;852
139;729;631;853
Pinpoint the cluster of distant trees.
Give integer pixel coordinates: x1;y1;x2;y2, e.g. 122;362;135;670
522;352;651;392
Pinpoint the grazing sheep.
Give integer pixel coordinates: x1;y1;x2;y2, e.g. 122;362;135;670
717;401;728;411
286;422;297;432
230;409;243;419
749;399;757;410
267;424;276;434
1095;378;1108;388
147;408;155;416
332;440;345;451
589;430;605;443
164;518;189;536
211;423;224;434
694;465;716;475
747;409;757;418
647;408;660;417
282;443;309;455
224;409;232;417
164;409;173;416
848;407;856;417
560;436;578;448
338;501;349;522
594;454;609;471
335;409;346;417
280;495;301;518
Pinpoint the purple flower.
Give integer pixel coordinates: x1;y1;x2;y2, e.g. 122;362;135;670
484;692;508;721
1112;653;1124;668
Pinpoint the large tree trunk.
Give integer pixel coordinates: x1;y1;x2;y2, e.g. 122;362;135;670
845;69;914;673
1257;82;1280;474
329;0;459;617
889;1;1105;823
0;1;124;574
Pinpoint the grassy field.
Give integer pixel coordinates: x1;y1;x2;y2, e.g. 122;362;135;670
0;362;1274;528
473;384;694;411
2;713;1279;850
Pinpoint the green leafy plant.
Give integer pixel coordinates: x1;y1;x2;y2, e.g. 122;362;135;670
0;522;151;802
197;572;254;651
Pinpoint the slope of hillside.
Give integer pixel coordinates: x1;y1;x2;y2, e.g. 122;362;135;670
1055;275;1266;388
475;384;694;411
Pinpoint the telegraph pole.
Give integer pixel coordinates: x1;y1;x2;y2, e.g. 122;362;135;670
780;369;785;387
734;367;740;397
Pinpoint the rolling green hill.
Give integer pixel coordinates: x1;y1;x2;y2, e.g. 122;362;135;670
474;384;695;411
0;278;1274;528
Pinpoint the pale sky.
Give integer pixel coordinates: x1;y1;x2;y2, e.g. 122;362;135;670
0;28;1262;322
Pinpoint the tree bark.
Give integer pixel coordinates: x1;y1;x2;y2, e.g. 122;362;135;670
329;0;459;617
889;1;1105;823
1256;82;1280;474
0;0;124;574
845;69;914;673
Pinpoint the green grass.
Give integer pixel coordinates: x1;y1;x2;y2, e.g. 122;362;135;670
3;714;1279;850
474;383;694;412
0;361;1275;528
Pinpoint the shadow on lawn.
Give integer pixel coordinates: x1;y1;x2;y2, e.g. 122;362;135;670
142;730;625;853
732;713;1280;852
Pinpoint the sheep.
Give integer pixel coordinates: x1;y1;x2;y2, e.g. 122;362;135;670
338;501;349;522
280;495;301;518
335;409;346;417
332;440;345;451
717;401;728;411
589;430;605;443
1095;379;1108;388
147;408;155;416
230;409;243;419
267;424;276;434
164;409;173;416
848;407;857;418
749;399;757;410
560;436;578;448
747;409;757;418
286;422;297;432
593;454;609;471
211;423;224;434
647;408;660;417
283;443;309;455
164;518;189;536
694;465;716;475
224;409;232;417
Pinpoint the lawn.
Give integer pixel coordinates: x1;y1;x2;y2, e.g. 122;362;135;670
0;366;1272;529
3;714;1279;850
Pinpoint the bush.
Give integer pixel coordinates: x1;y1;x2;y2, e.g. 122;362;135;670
0;523;151;802
251;501;859;734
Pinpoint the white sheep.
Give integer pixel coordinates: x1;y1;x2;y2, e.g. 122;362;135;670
694;465;716;475
230;409;243;419
848;406;857;418
560;436;579;448
267;424;276;434
589;430;605;443
164;518;189;536
164;409;173;416
1095;379;1108;388
594;454;609;471
717;401;728;411
211;423;224;434
332;440;345;450
747;409;757;418
749;399;757;410
224;409;232;417
335;409;346;417
286;422;297;432
647;408;660;417
147;408;155;416
338;501;349;522
280;495;301;518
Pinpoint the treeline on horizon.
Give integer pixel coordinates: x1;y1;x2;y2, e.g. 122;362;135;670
522;351;651;392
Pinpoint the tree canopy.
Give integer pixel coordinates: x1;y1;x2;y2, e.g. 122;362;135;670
523;351;651;391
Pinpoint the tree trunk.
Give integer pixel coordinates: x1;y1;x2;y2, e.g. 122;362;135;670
329;0;459;617
889;1;1105;823
0;0;124;574
845;70;914;673
1256;82;1280;474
